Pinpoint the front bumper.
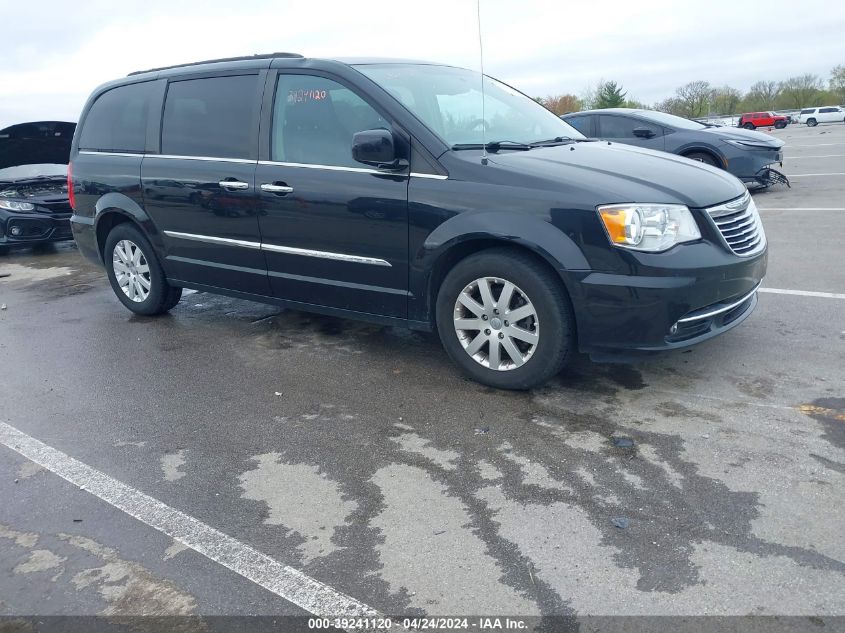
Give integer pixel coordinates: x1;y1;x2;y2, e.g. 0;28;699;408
0;211;73;246
566;242;768;353
723;144;784;182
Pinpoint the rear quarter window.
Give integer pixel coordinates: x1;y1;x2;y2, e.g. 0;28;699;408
800;109;815;114
78;81;155;152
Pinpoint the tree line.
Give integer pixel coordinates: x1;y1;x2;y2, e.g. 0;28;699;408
537;66;845;118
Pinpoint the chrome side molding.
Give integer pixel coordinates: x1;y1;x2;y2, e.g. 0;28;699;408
163;231;391;267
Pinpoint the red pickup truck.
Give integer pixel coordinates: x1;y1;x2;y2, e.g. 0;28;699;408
738;112;788;129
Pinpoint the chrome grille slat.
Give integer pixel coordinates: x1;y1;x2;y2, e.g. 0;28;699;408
725;226;758;241
721;218;756;237
713;209;751;224
706;193;766;257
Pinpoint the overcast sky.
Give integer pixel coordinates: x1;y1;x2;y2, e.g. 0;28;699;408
2;0;843;128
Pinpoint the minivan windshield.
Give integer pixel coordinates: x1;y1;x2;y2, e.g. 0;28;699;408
355;63;585;147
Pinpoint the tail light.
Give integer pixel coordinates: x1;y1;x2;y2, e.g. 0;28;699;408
67;162;76;210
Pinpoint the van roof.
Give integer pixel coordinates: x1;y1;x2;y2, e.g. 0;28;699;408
128;52;304;76
128;54;448;77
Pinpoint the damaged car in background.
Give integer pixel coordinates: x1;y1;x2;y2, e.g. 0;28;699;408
0;121;76;254
562;108;789;189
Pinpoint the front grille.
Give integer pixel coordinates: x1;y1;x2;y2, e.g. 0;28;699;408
706;193;766;257
35;199;73;215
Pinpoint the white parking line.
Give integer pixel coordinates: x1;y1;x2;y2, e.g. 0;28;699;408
785;154;845;159
787;143;845;147
786;173;845;177
0;421;379;618
757;208;845;211
759;288;845;299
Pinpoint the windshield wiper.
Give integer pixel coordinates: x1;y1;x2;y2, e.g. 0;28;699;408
451;141;533;152
529;136;576;147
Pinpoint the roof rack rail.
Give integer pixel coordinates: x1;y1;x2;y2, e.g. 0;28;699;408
128;52;304;76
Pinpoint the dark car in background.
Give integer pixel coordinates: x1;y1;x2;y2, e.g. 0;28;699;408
0;121;76;254
562;108;786;188
70;55;766;389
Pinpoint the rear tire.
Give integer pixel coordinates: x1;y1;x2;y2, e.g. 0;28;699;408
807;118;818;127
743;122;755;130
435;248;574;390
104;223;182;316
685;151;719;168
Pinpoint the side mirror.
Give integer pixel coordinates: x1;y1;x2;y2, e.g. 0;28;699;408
632;127;656;139
352;129;406;170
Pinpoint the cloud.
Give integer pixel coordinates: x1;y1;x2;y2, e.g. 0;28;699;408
1;0;843;126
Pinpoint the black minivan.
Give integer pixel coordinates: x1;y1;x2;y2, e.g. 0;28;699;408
70;53;767;389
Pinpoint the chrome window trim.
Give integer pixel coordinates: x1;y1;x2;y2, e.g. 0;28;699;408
258;160;390;175
149;154;256;164
79;151;256;163
163;231;261;250
410;172;448;180
261;243;391;267
164;231;391;267
79;150;144;158
677;282;761;323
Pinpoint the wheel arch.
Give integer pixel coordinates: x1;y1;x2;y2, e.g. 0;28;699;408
415;211;589;327
92;193;154;261
680;146;724;168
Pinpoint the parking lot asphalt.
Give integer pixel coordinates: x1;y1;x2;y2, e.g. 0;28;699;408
1;123;844;627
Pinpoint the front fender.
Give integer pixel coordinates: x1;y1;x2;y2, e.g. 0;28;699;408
421;210;590;271
408;210;590;324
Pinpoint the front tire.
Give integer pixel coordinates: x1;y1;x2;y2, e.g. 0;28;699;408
435;248;574;390
743;122;755;130
685;151;719;167
104;223;181;316
775;121;786;129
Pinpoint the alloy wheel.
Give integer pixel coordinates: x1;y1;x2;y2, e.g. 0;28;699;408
453;277;539;371
113;239;151;303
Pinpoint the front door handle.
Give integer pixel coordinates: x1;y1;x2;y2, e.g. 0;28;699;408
260;183;294;194
218;180;249;190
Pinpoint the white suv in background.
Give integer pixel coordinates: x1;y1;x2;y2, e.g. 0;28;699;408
798;106;845;126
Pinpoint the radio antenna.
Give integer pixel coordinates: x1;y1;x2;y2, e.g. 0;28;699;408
477;0;488;165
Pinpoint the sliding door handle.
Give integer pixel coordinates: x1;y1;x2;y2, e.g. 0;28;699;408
260;183;294;194
218;180;249;190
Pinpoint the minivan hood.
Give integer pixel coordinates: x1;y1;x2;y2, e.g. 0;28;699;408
700;126;785;147
0;121;76;173
485;142;746;209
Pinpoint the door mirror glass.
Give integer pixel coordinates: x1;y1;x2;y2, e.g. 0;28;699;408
632;126;655;139
352;129;402;169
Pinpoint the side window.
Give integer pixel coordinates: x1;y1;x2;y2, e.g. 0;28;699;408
272;74;389;167
800;109;815;115
565;116;592;136
78;81;155;152
819;107;837;113
161;75;258;159
599;115;660;138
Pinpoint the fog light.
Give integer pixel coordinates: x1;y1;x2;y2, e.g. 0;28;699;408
669;323;678;334
9;226;22;236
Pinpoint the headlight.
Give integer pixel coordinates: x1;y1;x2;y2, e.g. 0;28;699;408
597;203;701;252
0;200;35;212
725;140;775;150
